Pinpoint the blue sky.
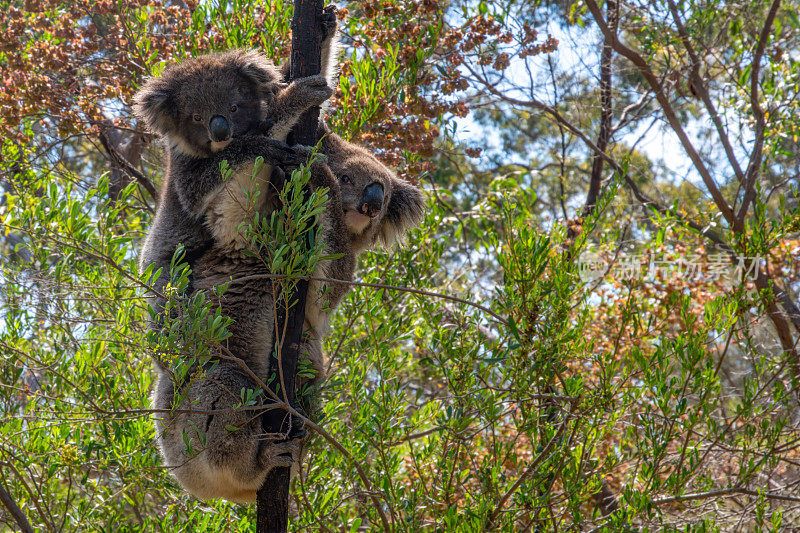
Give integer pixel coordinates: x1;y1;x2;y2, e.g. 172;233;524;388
447;13;757;200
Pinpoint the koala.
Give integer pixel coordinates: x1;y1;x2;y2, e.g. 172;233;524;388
303;130;426;378
153;161;355;502
153;143;426;502
133;49;333;316
317;120;425;255
147;7;426;502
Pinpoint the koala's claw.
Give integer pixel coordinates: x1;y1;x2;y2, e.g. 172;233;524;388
260;438;301;469
254;117;275;136
269;166;286;191
287;412;307;440
319;5;337;38
295;74;333;107
260;138;302;165
302;74;329;88
291;144;315;161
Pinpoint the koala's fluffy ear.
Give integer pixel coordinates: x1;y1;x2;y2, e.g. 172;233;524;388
319;120;348;159
233;50;278;87
132;77;175;136
380;178;425;246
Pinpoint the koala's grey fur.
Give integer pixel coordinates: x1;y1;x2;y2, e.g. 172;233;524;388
154;161;356;502
134;49;332;315
152;130;426;501
318;120;426;253
145;9;425;502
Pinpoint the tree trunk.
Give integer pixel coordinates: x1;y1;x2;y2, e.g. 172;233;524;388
256;1;325;531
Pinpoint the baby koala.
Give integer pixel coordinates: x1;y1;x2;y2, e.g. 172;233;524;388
134;49;332;316
301;125;427;387
318;120;425;254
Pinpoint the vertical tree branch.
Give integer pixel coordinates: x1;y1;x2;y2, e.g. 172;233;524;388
256;1;324;531
96;117;155;202
287;0;326;147
583;0;620;512
754;271;800;387
583;0;617;215
584;0;736;225
737;0;781;224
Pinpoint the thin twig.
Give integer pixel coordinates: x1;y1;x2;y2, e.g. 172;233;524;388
227;272;510;327
653;486;800;504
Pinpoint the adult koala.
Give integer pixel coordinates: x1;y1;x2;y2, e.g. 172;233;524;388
132;44;334;500
153;161;353;502
134;49;332;315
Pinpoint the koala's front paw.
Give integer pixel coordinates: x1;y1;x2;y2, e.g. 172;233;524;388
271;145;311;172
260;138;302;165
287;410;307;440
290;144;315;162
319;5;337;39
252;117;275;136
294;75;333;108
260;438;302;469
269;166;286;192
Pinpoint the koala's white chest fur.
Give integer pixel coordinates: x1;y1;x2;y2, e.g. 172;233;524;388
203;161;274;249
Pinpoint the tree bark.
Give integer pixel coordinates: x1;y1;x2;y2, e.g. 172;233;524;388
0;481;33;533
256;1;325;531
287;0;326;146
583;0;617;216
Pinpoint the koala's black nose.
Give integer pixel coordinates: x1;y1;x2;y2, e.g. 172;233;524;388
359;182;384;218
209;115;230;142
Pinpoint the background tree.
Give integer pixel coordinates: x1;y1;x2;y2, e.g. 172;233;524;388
1;0;799;531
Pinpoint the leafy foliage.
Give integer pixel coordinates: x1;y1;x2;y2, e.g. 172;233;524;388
1;0;800;531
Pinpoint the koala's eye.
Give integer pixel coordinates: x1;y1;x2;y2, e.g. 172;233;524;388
192;114;202;123
230;104;238;113
341;175;352;185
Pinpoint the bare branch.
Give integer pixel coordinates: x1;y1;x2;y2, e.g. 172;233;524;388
97;123;158;202
584;0;736;225
610;90;652;134
754;270;800;385
0;481;33;533
653;485;800;504
666;0;746;185
463;60;735;250
585;0;617;215
737;0;781;223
